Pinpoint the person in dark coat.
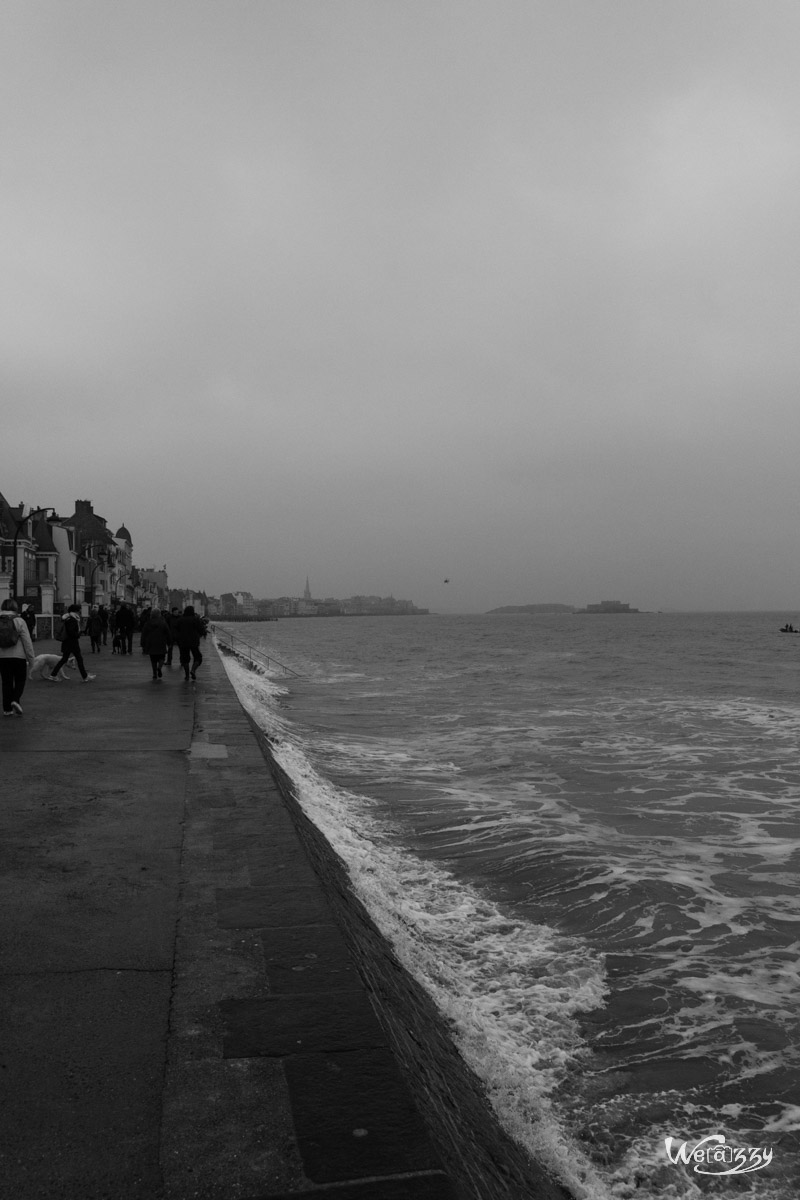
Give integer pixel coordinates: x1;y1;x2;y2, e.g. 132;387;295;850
165;606;181;666
141;608;171;680
115;603;135;655
84;605;103;653
138;607;152;655
21;605;37;641
175;605;205;681
108;606;119;652
49;605;95;682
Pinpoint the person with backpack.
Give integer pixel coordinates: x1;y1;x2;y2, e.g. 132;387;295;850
0;599;36;716
48;605;95;683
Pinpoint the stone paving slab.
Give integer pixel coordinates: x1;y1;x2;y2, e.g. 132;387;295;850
260;924;361;994
245;843;322;888
161;1057;302;1200
216;885;335;929
283;1048;444;1183
1;969;169;1199
220;991;388;1058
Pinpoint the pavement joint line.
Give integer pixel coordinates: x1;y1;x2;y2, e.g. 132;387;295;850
244;1167;454;1194
4;966;174;977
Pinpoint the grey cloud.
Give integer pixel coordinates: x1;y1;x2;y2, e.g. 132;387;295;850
4;1;800;611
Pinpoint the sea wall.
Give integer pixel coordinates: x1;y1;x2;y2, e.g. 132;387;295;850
245;717;576;1200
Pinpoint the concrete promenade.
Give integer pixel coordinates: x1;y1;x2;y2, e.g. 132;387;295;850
0;637;459;1199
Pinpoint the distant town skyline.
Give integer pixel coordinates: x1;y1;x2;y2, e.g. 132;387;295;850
215;587;428;619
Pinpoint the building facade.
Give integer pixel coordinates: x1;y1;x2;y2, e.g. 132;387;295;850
0;491;182;621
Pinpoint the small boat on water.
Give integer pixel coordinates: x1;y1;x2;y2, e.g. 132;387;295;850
779;624;799;633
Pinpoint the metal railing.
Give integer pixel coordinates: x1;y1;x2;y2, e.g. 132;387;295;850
211;624;302;677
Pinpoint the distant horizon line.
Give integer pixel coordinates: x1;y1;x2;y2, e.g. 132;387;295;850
432;607;800;616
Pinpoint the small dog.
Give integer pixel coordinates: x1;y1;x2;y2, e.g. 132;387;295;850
29;654;75;681
112;632;122;654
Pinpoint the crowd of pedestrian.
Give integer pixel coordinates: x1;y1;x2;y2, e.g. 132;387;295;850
0;598;209;716
140;605;206;681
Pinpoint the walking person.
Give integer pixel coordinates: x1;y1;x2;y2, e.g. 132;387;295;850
108;606;119;653
116;602;135;655
98;604;109;646
138;607;152;656
21;604;37;641
0;600;36;716
84;605;103;653
48;605;95;682
165;606;180;666
175;605;206;681
141;608;170;680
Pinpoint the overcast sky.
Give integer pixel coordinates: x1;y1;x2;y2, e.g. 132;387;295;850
4;1;800;612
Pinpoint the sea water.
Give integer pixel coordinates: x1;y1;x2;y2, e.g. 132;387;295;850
217;612;800;1198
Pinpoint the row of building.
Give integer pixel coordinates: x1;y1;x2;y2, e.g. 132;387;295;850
0;495;206;632
0;494;428;631
217;579;429;619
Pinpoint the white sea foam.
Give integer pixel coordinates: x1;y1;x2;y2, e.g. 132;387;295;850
220;650;617;1198
764;1107;800;1133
